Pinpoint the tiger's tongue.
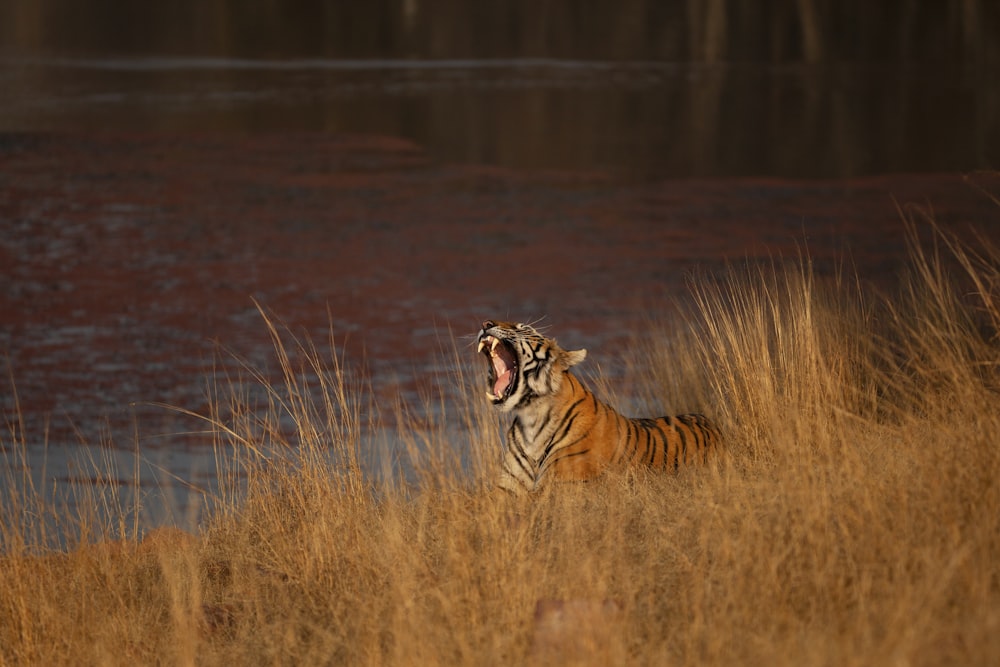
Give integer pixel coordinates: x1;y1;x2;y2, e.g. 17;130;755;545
492;354;512;396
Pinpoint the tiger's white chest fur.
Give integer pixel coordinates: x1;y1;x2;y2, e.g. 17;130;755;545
497;373;606;492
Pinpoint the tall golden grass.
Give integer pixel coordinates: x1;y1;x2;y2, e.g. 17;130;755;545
2;221;999;665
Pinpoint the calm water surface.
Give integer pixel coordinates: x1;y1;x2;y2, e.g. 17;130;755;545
2;6;999;534
1;55;996;178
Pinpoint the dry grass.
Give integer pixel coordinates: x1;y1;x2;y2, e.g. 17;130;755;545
2;221;1000;666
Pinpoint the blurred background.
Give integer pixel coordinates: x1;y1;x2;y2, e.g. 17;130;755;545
1;0;997;177
2;1;1000;529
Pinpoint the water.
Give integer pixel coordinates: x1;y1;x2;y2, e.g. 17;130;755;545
2;2;999;536
1;56;996;178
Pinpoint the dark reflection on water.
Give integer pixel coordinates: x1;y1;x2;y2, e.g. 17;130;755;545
2;0;996;63
1;0;998;177
1;57;996;178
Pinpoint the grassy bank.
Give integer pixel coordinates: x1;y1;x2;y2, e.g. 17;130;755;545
2;222;999;665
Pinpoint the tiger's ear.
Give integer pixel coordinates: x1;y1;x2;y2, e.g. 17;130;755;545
564;348;587;368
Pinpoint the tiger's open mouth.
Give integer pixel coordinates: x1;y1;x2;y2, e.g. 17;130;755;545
478;334;518;404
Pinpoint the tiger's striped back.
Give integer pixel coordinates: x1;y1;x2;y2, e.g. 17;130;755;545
477;319;721;493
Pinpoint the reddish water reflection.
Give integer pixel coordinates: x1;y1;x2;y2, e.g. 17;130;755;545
2;134;999;519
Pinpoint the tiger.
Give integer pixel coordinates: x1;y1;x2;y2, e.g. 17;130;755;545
477;319;721;493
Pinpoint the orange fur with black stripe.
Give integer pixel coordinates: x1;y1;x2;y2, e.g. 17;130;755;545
477;319;721;493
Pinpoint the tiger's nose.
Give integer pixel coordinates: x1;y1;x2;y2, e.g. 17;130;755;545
482;320;495;330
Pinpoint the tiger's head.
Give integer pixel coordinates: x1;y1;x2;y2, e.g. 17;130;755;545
477;320;587;412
